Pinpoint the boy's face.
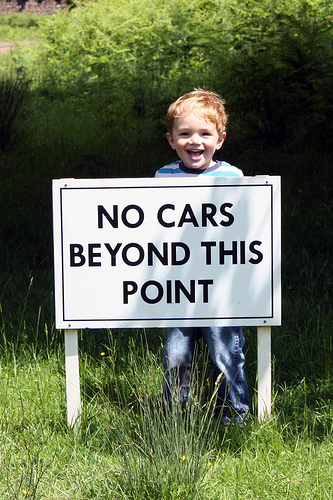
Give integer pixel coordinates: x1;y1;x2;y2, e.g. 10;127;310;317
166;113;226;170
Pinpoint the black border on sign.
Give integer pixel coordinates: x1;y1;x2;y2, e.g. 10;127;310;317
58;183;276;325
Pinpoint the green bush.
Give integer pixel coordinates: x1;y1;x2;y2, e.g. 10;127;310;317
29;0;333;154
216;0;333;153
35;0;221;121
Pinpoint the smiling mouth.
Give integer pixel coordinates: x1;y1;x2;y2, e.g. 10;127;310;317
187;149;203;160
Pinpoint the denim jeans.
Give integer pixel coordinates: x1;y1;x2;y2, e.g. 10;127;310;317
163;326;249;418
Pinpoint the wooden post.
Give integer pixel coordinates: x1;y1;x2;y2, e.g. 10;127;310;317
257;326;271;420
64;329;81;434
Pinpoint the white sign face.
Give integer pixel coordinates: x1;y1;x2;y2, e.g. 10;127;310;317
53;176;281;329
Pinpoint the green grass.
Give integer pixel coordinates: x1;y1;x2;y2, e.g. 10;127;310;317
0;13;42;76
0;13;42;41
0;272;331;499
0;271;331;499
0;331;332;499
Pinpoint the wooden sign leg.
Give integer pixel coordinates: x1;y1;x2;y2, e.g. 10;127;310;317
257;326;272;420
64;329;81;434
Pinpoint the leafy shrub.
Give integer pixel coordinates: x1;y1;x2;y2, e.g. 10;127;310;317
216;0;333;154
30;0;333;156
36;0;221;117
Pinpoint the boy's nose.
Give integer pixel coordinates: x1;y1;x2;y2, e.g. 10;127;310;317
189;133;201;144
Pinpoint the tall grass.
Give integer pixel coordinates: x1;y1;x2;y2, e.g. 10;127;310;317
0;76;30;151
102;338;225;499
0;322;332;499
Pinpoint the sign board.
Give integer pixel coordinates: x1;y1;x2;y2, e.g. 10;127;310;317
53;176;281;329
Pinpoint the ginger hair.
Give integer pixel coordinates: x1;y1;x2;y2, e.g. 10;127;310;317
166;89;228;136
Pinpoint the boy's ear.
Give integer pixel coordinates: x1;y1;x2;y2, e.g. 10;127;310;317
166;132;176;150
215;131;227;151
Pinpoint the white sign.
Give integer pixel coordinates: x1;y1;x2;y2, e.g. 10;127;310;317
53;176;281;329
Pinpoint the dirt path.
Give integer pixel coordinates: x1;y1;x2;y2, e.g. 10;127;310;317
0;41;39;53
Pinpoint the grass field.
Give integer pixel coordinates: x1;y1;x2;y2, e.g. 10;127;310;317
0;13;42;41
0;327;332;499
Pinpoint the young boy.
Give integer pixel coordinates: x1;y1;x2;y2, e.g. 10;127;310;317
155;89;249;424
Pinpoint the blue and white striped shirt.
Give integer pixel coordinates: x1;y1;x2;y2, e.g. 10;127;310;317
155;160;243;178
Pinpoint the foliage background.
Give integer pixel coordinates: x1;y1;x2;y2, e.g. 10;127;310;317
0;0;332;498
